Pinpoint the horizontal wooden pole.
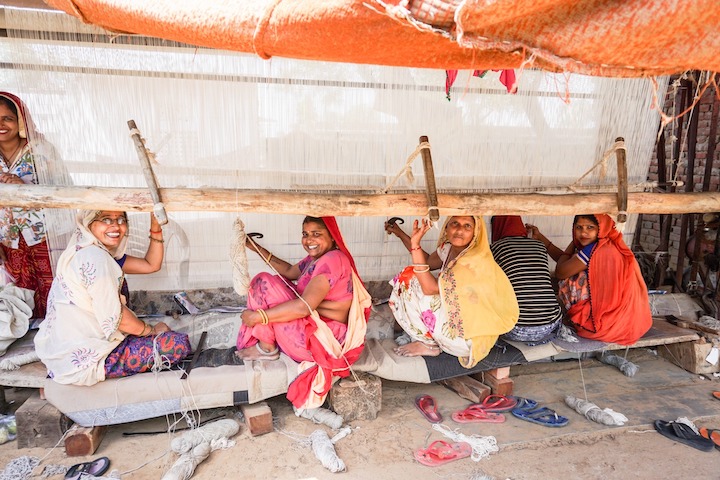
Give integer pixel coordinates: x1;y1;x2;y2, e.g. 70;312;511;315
2;184;720;216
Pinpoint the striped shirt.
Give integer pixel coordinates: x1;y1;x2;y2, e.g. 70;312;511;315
490;236;563;326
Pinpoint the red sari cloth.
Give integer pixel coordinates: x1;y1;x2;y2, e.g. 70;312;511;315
566;214;652;345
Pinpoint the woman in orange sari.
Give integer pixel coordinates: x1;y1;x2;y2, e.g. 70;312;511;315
532;214;651;344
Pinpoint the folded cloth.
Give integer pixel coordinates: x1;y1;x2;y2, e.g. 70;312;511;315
0;284;34;356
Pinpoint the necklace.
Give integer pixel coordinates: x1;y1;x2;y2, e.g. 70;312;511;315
1;141;24;167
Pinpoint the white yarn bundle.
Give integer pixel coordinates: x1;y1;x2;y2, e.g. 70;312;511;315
162;419;240;480
564;395;628;426
229;218;251;296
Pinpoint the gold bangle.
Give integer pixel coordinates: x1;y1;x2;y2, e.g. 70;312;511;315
267;253;273;263
140;322;149;336
257;308;270;325
148;236;164;243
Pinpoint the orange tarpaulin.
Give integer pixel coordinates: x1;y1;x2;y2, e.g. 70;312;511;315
46;0;720;77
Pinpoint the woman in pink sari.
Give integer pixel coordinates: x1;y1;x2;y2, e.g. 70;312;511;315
236;216;370;409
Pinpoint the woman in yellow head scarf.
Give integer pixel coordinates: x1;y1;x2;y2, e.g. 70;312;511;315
386;215;519;368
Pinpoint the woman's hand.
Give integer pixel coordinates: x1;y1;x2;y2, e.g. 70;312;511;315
0;173;24;185
384;221;403;237
152;321;170;335
525;224;543;241
241;309;259;327
410;218;432;247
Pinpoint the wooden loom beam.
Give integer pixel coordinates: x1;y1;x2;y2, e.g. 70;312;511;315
3;185;720;216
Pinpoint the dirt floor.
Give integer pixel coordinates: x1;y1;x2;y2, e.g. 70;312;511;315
1;349;719;480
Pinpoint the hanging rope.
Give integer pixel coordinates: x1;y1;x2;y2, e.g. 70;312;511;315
380;141;430;194
569;139;625;189
229;218;251;296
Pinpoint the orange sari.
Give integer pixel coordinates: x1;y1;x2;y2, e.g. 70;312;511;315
566;214;651;345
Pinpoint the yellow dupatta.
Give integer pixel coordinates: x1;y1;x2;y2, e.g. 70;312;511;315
437;216;519;368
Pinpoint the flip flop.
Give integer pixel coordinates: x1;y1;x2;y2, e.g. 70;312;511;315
414;440;472;467
451;405;505;423
65;457;110;480
509;396;538;412
698;427;720;451
712;391;720;401
654;420;714;452
415;394;442;423
477;394;518;413
512;406;569;427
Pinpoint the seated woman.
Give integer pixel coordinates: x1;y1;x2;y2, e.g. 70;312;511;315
490;215;563;345
34;210;191;386
237;216;370;408
530;214;652;345
384;216;519;368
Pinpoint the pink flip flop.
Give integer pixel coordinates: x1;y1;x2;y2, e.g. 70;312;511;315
414;440;472;466
477;394;518;413
415;394;443;423
451;405;506;423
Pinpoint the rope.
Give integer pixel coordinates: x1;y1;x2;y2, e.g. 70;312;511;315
229;218;251;296
294;406;343;430
380;141;429;194
431;424;498;461
0;351;40;370
0;456;39;480
569;139;625;189
564;395;628;426
309;429;346;473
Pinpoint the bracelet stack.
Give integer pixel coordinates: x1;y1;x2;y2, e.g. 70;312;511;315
257;308;270;325
413;263;430;273
410;246;422;251
149;228;164;243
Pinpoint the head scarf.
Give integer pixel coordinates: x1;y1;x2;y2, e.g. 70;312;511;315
436;216;519;367
62;210;130;262
567;214;652;344
0;92;43;143
491;215;527;243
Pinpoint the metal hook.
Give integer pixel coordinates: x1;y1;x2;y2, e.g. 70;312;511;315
387;217;405;226
247;232;264;239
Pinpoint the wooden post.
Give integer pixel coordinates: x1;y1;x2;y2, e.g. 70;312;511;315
240;402;273;436
438;376;490;403
127;120;168;225
614;137;628;223
419;135;440;221
65;425;107;457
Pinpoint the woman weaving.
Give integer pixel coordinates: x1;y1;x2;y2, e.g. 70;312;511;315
237;216;370;409
34;210;191;385
385;215;519;367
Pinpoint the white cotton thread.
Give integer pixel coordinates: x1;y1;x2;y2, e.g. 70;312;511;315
309;429;346;473
0;351;40;370
431;423;499;461
229;218;251;296
564;395;628;426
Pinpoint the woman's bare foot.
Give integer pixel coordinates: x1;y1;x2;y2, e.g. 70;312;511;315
394;341;441;357
235;343;280;361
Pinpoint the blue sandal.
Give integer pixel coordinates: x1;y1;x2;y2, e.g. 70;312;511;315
512;406;569;427
509;396;538;411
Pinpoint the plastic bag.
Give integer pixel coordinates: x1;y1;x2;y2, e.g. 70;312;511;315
0;414;17;444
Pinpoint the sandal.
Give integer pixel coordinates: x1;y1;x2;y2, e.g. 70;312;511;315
512;406;569;427
65;457;110;480
509;396;538;411
451;405;505;423
654;420;714;452
414;394;442;423
414;440;472;466
699;427;720;451
477;394;518;413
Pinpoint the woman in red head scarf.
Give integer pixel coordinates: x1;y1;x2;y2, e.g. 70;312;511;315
538;214;652;345
237;216;371;409
0;92;73;319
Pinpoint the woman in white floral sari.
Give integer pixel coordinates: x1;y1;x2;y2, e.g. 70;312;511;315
386;216;519;368
34;210;190;386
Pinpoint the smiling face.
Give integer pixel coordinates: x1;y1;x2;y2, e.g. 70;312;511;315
445;216;475;249
301;220;335;259
89;211;128;250
0;102;20;145
573;216;599;247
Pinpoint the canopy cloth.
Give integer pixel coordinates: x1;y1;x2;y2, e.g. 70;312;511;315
45;0;720;77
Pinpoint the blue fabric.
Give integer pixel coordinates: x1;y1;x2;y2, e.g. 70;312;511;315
576;241;596;265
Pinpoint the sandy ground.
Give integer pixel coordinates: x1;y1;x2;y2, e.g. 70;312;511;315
1;351;720;480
